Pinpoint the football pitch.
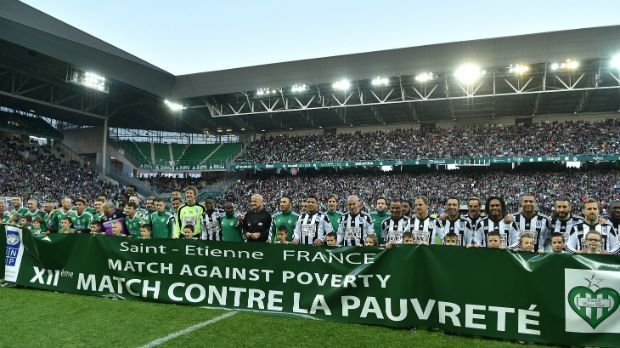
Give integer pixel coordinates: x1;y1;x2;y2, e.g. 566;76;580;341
0;287;543;347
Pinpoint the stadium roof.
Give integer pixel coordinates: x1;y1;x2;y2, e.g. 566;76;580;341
1;0;620;133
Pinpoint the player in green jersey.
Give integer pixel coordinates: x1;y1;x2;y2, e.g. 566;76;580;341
50;197;76;233
10;196;28;216
149;198;174;238
92;199;106;222
73;198;94;233
269;195;299;242
129;195;149;222
42;200;55;231
325;194;342;233
23;199;47;230
145;196;156;216
370;197;391;244
124;202;145;237
0;200;10;223
220;201;244;242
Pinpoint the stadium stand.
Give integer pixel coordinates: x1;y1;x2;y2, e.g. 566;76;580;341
170;143;186;163
115;142;244;169
134;142;153;164
0;136;120;202
118;140;150;166
236;119;620;164
223;169;620;216
153;143;171;165
206;142;243;166
143;176;205;193
176;144;218;167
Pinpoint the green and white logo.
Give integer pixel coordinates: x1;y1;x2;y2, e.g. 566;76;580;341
565;269;620;333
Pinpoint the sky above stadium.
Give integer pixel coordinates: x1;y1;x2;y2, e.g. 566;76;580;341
21;0;620;75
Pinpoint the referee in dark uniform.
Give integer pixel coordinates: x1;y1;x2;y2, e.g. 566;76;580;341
243;194;271;243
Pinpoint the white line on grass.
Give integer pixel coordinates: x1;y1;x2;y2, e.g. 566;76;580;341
139;311;238;348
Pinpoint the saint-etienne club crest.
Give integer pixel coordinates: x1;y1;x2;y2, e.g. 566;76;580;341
565;269;620;333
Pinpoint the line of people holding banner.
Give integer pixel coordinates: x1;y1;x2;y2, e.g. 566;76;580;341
1;185;618;255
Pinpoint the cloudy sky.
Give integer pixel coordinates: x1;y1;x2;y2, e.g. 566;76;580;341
22;0;620;75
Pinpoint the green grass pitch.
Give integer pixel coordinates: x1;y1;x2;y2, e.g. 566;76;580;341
0;287;544;347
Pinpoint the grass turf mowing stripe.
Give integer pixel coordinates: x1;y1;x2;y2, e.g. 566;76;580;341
0;287;228;347
161;311;544;348
139;311;238;348
1;288;546;347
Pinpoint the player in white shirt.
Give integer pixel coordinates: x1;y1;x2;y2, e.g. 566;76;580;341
474;196;520;248
409;196;442;245
382;199;412;247
293;194;333;246
566;198;618;254
337;195;374;247
547;197;583;248
439;197;473;246
511;194;550;252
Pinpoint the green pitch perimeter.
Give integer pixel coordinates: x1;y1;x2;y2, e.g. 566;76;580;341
0;288;541;347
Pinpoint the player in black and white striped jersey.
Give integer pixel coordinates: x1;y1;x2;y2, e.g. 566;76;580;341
381;199;411;246
511;194;550;252
474;196;520;248
202;197;222;241
409;196;442;245
547;197;583;248
293;194;333;246
462;197;483;232
440;197;473;246
337;195;374;247
606;200;620;235
401;200;412;218
567;198;618;254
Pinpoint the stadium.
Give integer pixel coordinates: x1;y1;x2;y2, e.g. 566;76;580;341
1;1;619;347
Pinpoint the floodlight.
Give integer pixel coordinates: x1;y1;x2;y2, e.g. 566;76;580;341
68;69;108;93
508;64;529;75
550;62;560;71
332;79;351;91
454;64;485;84
414;72;434;82
256;88;272;96
560;59;579;70
371;76;389;86
164;99;185;112
611;54;620;69
291;84;308;93
551;59;579;71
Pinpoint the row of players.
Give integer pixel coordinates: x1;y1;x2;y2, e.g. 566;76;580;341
2;186;619;254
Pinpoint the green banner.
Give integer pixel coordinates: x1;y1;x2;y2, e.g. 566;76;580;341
3;224;620;346
232;154;620;170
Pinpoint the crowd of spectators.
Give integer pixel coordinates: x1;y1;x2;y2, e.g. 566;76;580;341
0;137;120;202
142;176;205;193
141;171;232;193
223;169;620;216
236;119;620;164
